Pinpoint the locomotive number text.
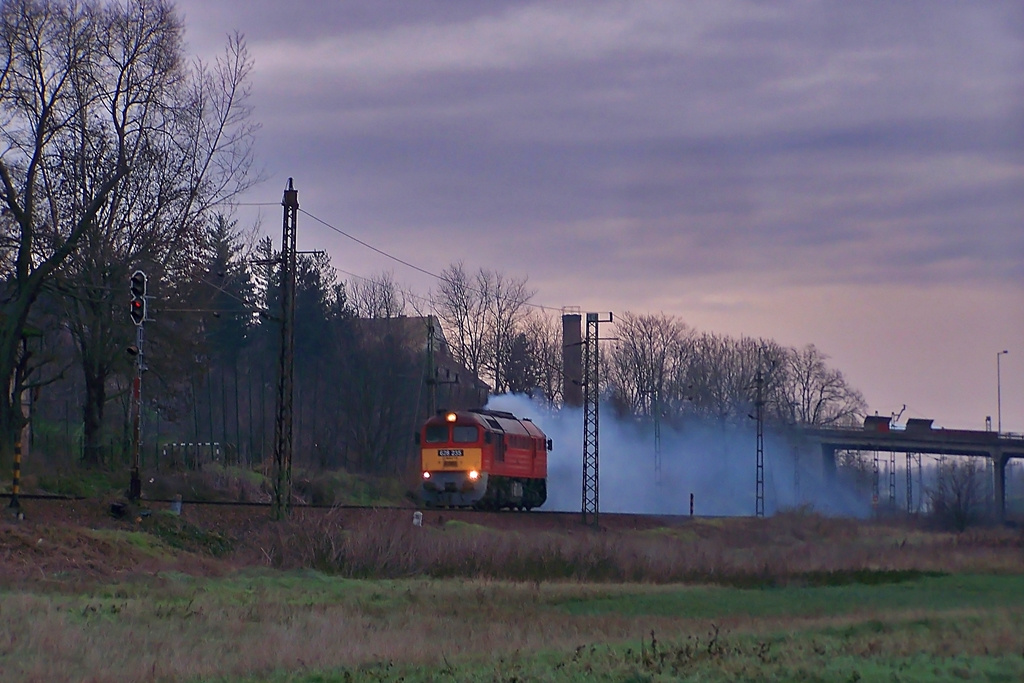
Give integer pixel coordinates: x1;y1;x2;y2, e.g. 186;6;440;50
438;449;464;457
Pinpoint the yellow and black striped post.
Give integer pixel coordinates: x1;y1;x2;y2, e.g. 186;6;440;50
9;438;22;513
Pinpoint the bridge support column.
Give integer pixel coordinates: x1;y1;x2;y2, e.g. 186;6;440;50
992;450;1007;523
822;445;837;484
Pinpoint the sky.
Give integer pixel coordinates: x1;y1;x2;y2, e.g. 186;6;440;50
175;0;1024;434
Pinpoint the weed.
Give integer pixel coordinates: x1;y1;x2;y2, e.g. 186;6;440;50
141;511;234;556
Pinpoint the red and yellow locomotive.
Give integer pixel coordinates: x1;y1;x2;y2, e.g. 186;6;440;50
419;408;550;509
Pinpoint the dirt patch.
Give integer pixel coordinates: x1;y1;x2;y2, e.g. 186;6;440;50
0;498;234;583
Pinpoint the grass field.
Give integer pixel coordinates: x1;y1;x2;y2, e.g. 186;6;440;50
2;498;1024;681
2;569;1023;681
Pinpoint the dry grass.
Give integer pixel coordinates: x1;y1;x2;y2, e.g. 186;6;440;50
253;508;1024;584
2;506;1024;681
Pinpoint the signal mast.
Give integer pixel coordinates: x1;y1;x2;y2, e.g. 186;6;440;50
128;270;148;501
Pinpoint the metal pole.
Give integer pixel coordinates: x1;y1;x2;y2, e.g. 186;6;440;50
917;453;923;513
243;360;251;466
582;314;599;526
206;362;214;465
755;353;764;518
153;404;159;471
234;359;241;466
997;350;1008;433
191;372;200;469
872;450;879;509
273;179;298;519
8;438;22;515
581;312;612;527
129;324;144;500
888;451;896;507
221;364;229;461
653;388;662;481
260;363;266;462
426;316;437;416
909;454;917;511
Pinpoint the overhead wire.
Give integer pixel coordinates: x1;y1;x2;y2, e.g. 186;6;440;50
298;208;565;314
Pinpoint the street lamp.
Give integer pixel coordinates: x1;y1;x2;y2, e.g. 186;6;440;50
997;350;1008;433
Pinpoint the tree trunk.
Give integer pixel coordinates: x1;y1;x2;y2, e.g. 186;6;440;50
81;364;108;467
0;396;22;475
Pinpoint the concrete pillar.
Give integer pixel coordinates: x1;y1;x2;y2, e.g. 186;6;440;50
822;444;837;484
993;450;1007;523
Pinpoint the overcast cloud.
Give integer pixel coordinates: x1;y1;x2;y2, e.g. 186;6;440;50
177;0;1024;433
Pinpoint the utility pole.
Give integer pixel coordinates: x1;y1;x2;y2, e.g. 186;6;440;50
888;451;896;507
642;385;663;481
582;312;612;527
997;350;1008;433
906;452;914;514
652;387;662;482
424;315;457;413
272;179;298;520
872;450;880;510
754;349;765;518
128;270;148;501
426;316;436;415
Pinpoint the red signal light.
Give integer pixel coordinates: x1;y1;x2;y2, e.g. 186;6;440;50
129;270;148;325
130;296;146;325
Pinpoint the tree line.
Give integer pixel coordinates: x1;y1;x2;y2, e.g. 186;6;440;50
0;0;867;484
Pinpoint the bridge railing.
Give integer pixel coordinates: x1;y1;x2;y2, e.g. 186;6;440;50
798;422;1024;442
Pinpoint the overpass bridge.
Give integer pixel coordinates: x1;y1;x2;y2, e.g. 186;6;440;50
801;417;1024;521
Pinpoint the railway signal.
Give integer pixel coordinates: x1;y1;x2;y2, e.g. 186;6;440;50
130;270;147;325
127;269;149;500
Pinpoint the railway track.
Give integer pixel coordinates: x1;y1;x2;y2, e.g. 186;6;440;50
3;492;696;532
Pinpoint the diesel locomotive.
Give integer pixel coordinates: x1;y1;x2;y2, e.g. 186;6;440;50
418;408;550;509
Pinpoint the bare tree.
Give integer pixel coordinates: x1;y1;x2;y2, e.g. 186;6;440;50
779;344;865;426
52;25;259;465
514;309;563;405
483;269;534;394
607;312;690;417
0;0;138;466
682;332;750;423
0;1;259;467
433;262;488;382
432;262;533;393
348;270;408;319
929;457;985;531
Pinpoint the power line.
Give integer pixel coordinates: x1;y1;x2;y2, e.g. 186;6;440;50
334;266;436;311
300;209;442;282
299;208;564;313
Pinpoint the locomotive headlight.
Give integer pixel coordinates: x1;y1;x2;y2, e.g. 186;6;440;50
468;470;480;481
445;412;457;422
422;471;431;479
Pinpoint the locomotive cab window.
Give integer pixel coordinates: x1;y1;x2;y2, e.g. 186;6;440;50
425;425;448;443
452;425;478;443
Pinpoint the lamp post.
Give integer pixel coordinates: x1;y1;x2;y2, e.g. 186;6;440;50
997;350;1008;433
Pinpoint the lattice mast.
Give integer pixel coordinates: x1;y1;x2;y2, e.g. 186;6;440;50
872;450;880;508
906;452;916;513
273;179;298;519
581;312;612;526
754;348;765;518
888;451;897;506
